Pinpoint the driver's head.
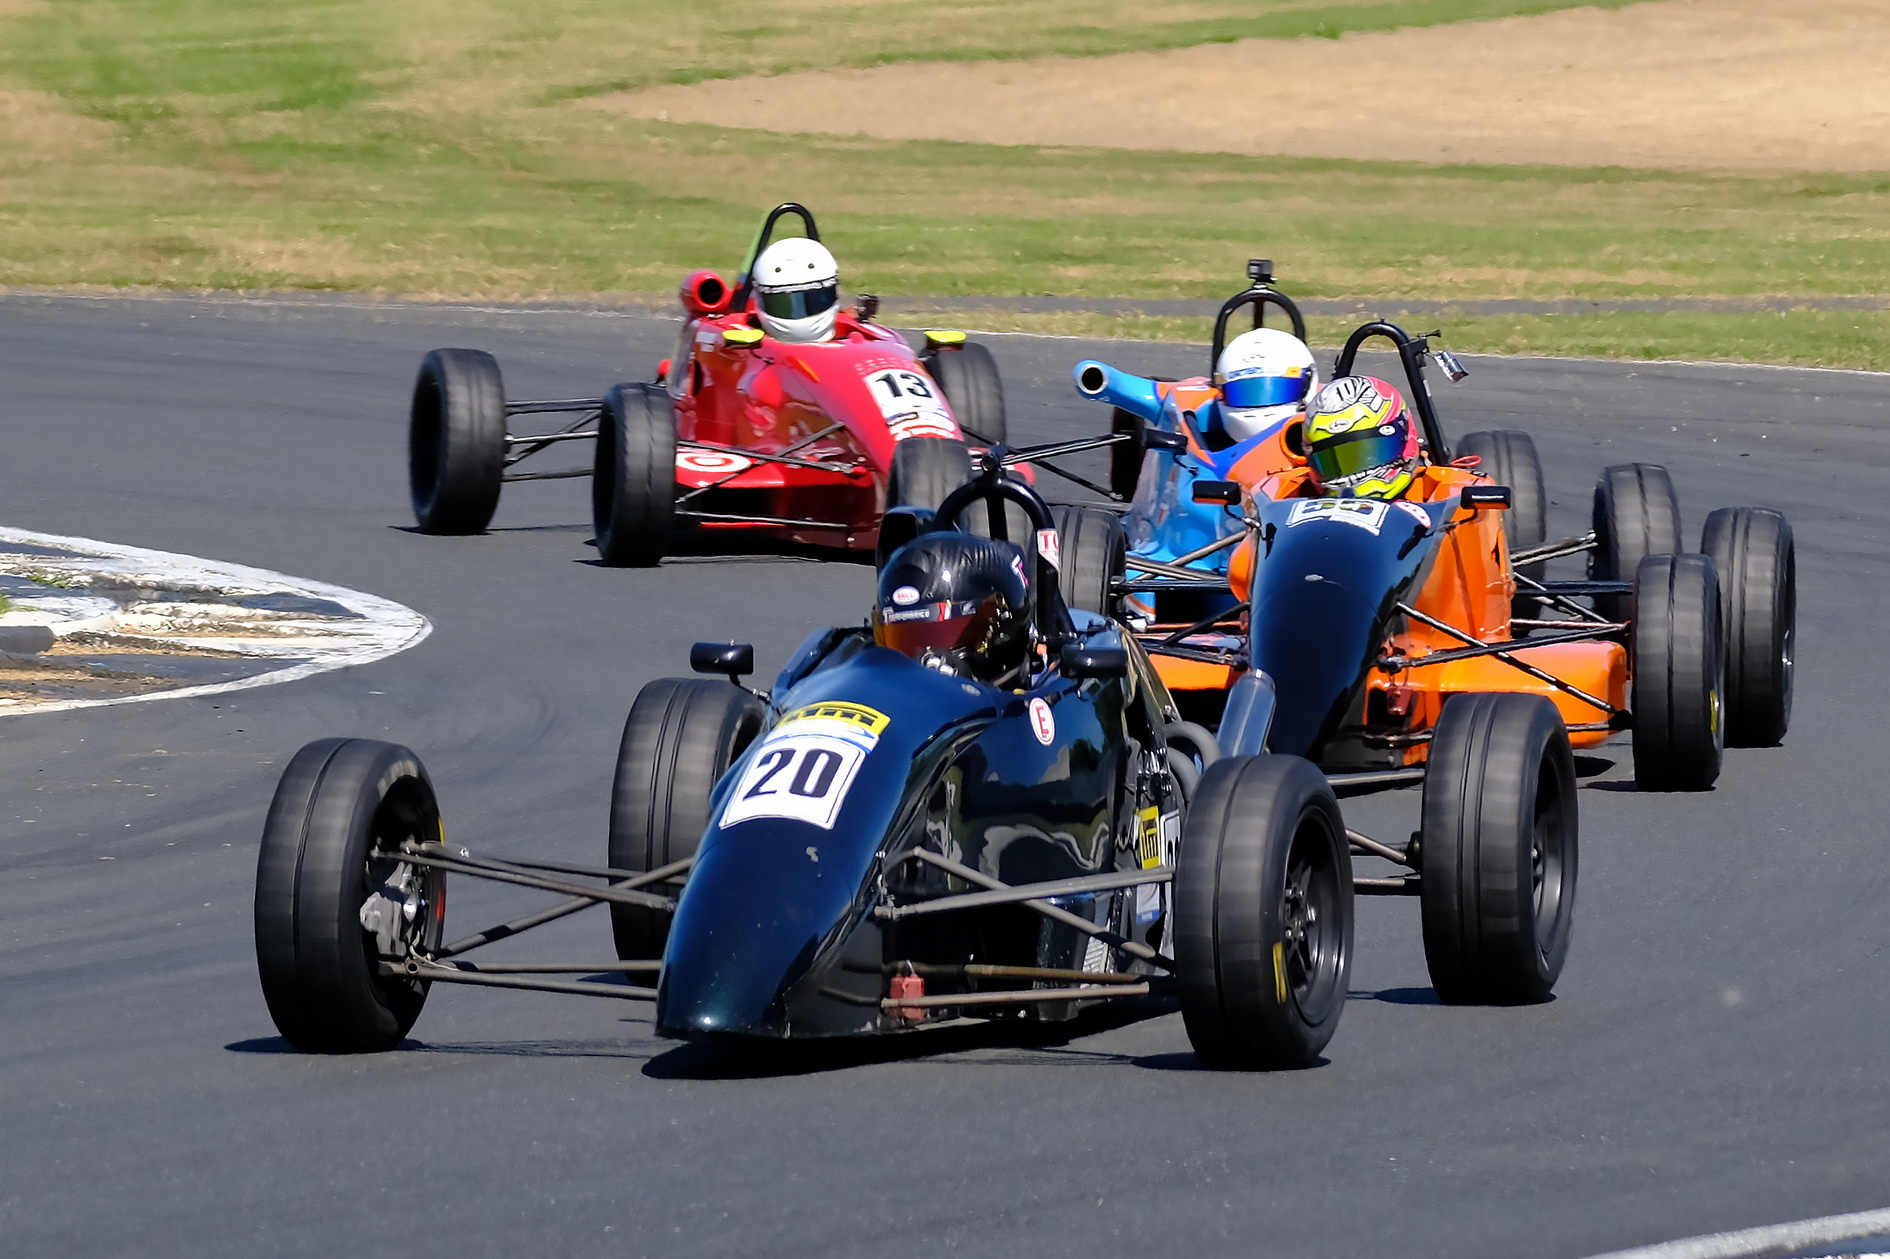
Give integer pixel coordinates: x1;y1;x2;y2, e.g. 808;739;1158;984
1304;375;1422;500
873;532;1030;684
1214;327;1319;443
753;237;839;342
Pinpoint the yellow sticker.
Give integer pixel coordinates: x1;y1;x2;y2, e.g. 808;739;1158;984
723;326;764;346
1272;941;1288;1004
924;329;967;346
781;701;891;739
1137;806;1161;869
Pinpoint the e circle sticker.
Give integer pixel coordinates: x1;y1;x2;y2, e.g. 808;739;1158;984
1028;697;1055;745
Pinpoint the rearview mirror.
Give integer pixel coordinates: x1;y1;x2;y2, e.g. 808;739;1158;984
1191;480;1241;506
691;641;755;680
1459;484;1512;510
1059;644;1128;679
1145;429;1189;453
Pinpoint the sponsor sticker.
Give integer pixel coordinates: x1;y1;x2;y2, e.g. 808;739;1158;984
891;585;920;606
1009;553;1029;589
1286;497;1391;536
676;449;754;475
1395;500;1432;528
1135;882;1163;926
1035;527;1061;570
1082;937;1110;975
865;368;961;440
1028;696;1055;745
1137;806;1161;869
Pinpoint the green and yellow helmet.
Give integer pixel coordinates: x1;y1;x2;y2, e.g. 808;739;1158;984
1304;375;1422;499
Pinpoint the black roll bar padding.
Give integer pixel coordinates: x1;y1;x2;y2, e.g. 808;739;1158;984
1209;286;1309;373
931;459;1076;645
1331;320;1451;464
729;202;822;312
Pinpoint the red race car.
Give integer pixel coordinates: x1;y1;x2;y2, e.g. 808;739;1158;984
407;204;1007;565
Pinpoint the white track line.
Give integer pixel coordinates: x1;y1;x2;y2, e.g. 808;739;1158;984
0;526;430;716
1586;1207;1890;1259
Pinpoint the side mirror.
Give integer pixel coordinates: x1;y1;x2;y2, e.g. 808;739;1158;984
1145;429;1189;454
855;293;880;322
1460;484;1512;511
1191;480;1241;506
1060;644;1129;680
691;641;754;681
1434;348;1470;383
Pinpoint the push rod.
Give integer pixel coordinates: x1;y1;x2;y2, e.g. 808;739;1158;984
904;849;1176;972
391;961;657;1002
393;846;678;910
504;430;597;446
676;421;843;504
501;468;591;482
505;398;605;415
1509;532;1597;567
883;982;1152;1010
1159;600;1249;647
1392;602;1618;715
1347;829;1412;867
433;857;694;960
675;510;852;530
1381;625;1620;669
877;865;1172;921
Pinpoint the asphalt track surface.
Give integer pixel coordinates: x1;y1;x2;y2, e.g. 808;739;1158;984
2;295;1886;1259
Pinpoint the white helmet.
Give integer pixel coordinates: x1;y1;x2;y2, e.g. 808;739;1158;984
752;237;840;342
1215;327;1320;443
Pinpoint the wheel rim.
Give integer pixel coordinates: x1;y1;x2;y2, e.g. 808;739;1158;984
1529;755;1570;956
1281;815;1344;1021
361;782;445;993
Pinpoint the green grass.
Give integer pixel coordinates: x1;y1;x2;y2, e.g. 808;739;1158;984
0;0;1886;368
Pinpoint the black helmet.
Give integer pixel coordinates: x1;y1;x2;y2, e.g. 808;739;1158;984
873;532;1031;684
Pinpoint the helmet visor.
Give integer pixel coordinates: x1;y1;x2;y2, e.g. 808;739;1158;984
759;283;838;323
1223;372;1311;410
1309;428;1408;484
872;599;995;658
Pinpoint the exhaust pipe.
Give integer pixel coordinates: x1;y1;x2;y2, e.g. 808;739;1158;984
1072;360;1161;422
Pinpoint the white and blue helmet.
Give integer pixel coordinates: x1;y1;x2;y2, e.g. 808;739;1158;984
1215;327;1320;443
753;237;840;343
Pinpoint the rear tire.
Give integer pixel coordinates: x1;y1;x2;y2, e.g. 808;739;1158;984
608;679;768;960
410;349;505;534
887;436;973;514
254;739;445;1053
927;342;1007;445
1591;463;1681;621
1051;504;1127;618
1631;553;1725;791
1418;693;1577;1004
1175;755;1352;1070
1458;430;1547;618
593;382;676;567
1701;507;1795;746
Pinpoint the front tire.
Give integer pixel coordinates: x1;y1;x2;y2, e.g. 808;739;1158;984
927;342;1007;446
1631;553;1725;791
254;739;445;1053
593;382;677;567
1701;507;1795;746
1591;463;1681;621
1050;504;1127;618
1174;755;1352;1070
410;348;505;534
887;435;973;514
608;679;768;959
1457;430;1547;617
1418;693;1577;1004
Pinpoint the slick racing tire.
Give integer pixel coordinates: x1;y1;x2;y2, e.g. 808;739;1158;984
1701;507;1795;747
1051;504;1127;618
410;348;506;535
1591;463;1681;622
1457;430;1547;617
926;341;1007;446
1418;693;1577;1005
887;435;973;515
1175;754;1352;1070
1631;553;1725;791
254;739;446;1053
593;382;677;567
608;679;768;960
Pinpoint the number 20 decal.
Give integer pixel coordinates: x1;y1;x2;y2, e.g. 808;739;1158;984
719;732;868;830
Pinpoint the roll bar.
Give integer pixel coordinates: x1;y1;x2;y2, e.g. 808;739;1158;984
1208;259;1309;375
1331;321;1451;463
933;454;1076;645
729;202;822;312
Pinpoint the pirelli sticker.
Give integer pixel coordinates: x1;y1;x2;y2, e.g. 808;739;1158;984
1137;806;1161;869
777;701;891;748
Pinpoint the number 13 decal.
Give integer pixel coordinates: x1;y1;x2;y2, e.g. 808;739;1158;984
867;369;934;402
720;733;868;830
